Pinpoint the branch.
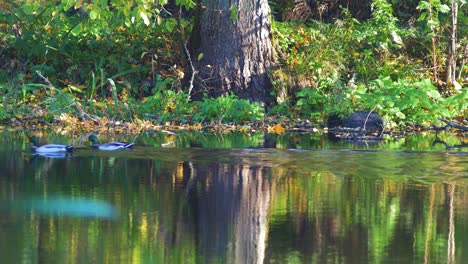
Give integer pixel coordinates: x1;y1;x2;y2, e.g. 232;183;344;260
183;40;197;101
439;118;468;131
171;5;198;101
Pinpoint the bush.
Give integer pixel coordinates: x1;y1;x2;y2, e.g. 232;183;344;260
139;90;193;123
194;94;264;124
352;77;466;127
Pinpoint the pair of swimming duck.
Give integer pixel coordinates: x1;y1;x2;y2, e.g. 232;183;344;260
30;134;135;153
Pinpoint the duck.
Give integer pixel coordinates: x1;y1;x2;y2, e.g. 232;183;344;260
88;134;135;151
30;136;74;153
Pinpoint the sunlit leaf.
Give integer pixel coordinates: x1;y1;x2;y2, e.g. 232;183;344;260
140;11;150;26
89;10;98;20
391;31;402;45
438;4;450;13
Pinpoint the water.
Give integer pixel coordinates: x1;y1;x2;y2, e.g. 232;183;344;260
0;130;467;263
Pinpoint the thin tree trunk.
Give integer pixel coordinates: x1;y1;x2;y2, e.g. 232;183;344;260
191;0;274;104
445;3;457;89
458;43;467;80
428;3;439;84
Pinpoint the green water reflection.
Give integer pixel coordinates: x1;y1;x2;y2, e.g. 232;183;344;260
0;130;466;263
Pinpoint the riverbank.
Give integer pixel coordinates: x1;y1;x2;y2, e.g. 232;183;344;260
3;109;466;140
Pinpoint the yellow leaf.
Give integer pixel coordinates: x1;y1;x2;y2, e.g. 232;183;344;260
270;123;285;135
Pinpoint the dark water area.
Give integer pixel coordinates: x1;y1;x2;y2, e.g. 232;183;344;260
0;129;467;263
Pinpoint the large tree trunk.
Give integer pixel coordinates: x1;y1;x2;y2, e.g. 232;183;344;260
190;0;274;104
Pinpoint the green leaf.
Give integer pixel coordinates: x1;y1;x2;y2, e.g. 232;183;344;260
176;0;196;9
417;12;428;22
417;1;430;11
89;10;98;20
67;85;84;94
108;78;118;102
396;111;406;119
438;4;450;13
426;90;442;100
229;6;239;21
165;20;174;32
71;24;82;36
391;31;402;45
23;5;32;15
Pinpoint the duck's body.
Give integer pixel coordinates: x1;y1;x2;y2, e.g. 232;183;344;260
91;142;135;151
88;134;134;151
30;137;74;153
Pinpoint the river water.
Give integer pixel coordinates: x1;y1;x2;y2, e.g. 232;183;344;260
0;130;466;263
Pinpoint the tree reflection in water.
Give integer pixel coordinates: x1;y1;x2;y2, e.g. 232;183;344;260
0;132;466;263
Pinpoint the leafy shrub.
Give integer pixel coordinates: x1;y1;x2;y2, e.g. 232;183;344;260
295;88;325;120
1;0;186;101
352;77;466;127
267;101;293;118
139;90;193;123
194;94;264;124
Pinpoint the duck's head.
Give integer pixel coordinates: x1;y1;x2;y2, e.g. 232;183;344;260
88;134;100;144
29;136;40;146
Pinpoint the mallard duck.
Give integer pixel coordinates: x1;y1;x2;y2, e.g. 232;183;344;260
30;136;74;153
88;134;135;151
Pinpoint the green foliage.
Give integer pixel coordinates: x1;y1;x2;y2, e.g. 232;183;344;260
229;6;239;21
275;4;414;80
194;95;264;124
417;0;450;30
295;88;325;119
269;1;467;127
0;0;466;130
415;0;451;79
1;0;187;102
140;93;264;125
351;77;467;127
0;0;193;122
44;91;80;116
140;90;193;123
271;3;419;116
267;101;293;118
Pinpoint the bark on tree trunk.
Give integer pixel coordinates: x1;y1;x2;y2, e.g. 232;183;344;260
191;0;274;105
283;1;372;22
428;4;439;84
445;3;457;89
283;0;313;21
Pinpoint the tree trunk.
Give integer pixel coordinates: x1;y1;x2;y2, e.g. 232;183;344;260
282;1;372;22
283;0;313;21
428;3;439;84
445;3;457;90
191;0;274;105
